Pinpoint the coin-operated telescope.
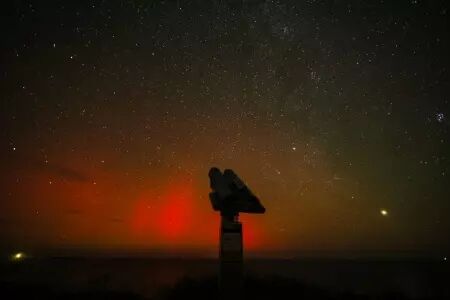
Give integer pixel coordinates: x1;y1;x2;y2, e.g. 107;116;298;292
208;167;265;299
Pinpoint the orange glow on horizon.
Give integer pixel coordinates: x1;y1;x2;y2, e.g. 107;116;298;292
1;152;272;254
155;184;194;239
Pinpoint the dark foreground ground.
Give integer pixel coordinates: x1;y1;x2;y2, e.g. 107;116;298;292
0;258;448;299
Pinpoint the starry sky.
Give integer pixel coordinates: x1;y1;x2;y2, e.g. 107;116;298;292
1;0;449;257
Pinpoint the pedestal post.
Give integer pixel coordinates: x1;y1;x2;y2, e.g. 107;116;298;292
219;214;243;299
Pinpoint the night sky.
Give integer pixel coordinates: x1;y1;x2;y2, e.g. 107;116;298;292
1;0;449;257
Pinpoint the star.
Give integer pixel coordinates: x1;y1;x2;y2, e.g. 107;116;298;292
11;252;26;261
380;209;388;216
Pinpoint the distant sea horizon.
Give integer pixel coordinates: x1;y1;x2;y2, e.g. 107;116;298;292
1;246;447;261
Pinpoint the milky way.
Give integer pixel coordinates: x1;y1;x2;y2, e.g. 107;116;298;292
1;0;449;256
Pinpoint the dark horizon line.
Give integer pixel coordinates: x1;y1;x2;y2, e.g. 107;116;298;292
1;247;448;260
